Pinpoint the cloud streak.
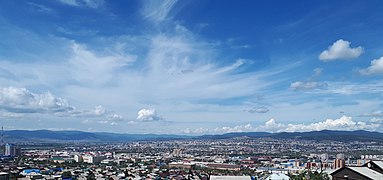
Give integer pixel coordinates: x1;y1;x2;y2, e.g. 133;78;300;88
57;0;105;9
141;0;178;23
290;81;328;91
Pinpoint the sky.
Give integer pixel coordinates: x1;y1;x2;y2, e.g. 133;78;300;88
0;0;383;135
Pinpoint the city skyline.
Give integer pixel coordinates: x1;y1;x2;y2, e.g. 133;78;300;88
0;0;383;134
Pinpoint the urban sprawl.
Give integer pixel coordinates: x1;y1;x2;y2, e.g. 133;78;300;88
1;137;383;179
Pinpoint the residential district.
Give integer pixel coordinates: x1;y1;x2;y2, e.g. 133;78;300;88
1;137;383;180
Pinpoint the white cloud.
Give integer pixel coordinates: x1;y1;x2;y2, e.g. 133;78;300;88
286;116;378;132
182;127;209;134
70;105;124;122
319;39;363;61
98;120;118;125
183;124;254;135
359;56;383;75
259;115;380;132
110;122;117;126
256;118;287;132
0;86;74;113
92;105;106;116
0;87;124;123
141;0;178;23
370;118;383;123
137;108;162;121
182;115;381;134
213;124;253;134
290;81;328;91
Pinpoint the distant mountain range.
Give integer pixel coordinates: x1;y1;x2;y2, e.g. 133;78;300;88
3;129;383;143
200;130;383;142
4;130;189;143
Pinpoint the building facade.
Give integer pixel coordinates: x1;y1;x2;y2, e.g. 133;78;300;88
4;144;20;156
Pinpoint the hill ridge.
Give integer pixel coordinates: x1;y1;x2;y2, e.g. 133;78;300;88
4;129;383;143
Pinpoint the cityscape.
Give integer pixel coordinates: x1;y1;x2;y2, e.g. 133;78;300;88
1;0;383;179
1;129;383;179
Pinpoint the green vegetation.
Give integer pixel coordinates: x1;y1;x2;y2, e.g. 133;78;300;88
290;170;330;180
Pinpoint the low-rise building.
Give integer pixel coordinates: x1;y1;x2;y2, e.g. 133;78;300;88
331;161;383;180
82;155;105;164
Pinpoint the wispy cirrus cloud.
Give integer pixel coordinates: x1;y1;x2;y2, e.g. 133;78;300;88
57;0;105;9
289;68;327;91
0;24;290;132
359;110;383;118
290;81;328;91
141;0;178;23
1;0;383;135
0;8;295;132
69;43;136;87
324;81;383;95
1;16;381;134
26;2;54;13
289;79;383;96
0;25;285;111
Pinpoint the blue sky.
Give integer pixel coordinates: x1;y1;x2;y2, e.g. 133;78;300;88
0;0;383;134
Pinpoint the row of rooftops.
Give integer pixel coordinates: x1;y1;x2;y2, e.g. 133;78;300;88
330;160;383;179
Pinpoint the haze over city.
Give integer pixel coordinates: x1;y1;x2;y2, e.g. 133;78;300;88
0;0;383;135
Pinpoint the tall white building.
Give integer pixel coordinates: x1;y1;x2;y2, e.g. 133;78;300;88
5;143;20;156
74;154;83;162
82;154;105;164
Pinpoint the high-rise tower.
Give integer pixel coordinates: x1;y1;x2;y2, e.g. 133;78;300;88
1;125;3;146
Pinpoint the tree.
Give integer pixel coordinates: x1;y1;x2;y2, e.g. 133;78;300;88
291;170;330;180
62;171;72;179
87;170;96;180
